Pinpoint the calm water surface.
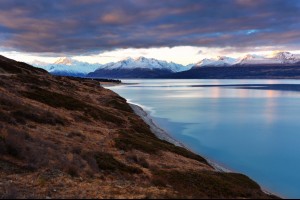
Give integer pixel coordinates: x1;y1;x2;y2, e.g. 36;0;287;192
107;79;300;198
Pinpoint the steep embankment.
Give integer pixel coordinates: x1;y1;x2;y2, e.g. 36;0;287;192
0;55;277;198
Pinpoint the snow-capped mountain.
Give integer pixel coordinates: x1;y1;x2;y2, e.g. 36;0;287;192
31;57;102;77
102;57;187;72
88;57;189;78
237;54;272;65
54;57;73;65
238;52;300;65
31;60;49;67
164;51;300;79
195;56;238;67
194;51;300;68
270;52;300;64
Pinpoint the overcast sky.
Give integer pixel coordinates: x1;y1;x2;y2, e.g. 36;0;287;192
0;0;300;65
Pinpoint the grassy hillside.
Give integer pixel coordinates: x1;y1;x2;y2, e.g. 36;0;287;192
0;55;277;198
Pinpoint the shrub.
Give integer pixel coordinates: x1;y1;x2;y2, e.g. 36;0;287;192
73;113;92;123
81;152;99;173
115;130;209;166
5;134;24;158
66;165;79;177
0;134;5;142
126;155;149;169
0;62;22;74
106;99;133;113
72;146;82;155
0;92;66;126
87;108;125;125
151;170;270;199
2;185;19;199
17;74;51;87
137;157;149;168
22;87;125;125
0;94;17;109
0;111;14;124
67;131;86;140
21;87;88;111
94;152;142;174
0;140;6;154
4;129;29;158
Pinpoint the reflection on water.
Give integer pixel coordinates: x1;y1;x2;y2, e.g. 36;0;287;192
108;79;300;198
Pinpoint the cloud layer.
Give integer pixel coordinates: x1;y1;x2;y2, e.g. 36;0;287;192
0;0;299;54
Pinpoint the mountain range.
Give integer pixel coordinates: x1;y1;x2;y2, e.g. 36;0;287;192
87;57;189;78
30;51;300;79
194;51;300;67
31;57;101;77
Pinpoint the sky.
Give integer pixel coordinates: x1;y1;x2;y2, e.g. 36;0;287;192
0;0;300;65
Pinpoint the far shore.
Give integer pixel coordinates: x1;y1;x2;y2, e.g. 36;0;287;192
99;81;137;87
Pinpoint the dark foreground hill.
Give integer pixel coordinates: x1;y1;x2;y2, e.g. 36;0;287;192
0;55;277;198
164;65;300;79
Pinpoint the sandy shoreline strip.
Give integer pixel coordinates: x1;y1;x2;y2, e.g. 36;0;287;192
129;103;230;173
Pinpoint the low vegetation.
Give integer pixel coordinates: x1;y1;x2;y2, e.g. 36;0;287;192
106;98;133;112
22;86;125;125
94;152;142;174
115;129;210;165
152;170;273;199
0;93;66;126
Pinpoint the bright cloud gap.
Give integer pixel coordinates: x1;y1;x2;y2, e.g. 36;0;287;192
2;46;300;66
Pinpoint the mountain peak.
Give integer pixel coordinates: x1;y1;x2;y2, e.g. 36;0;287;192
196;56;237;67
31;59;50;67
270;51;300;64
242;54;257;60
216;56;228;60
54;57;73;65
101;57;186;72
134;56;147;61
272;51;293;59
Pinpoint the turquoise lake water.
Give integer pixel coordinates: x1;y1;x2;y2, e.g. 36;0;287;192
107;79;300;198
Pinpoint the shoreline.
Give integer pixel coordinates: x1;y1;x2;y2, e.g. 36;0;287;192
129;102;280;197
129;102;230;173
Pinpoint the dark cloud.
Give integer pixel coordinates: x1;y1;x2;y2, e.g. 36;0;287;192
0;0;299;54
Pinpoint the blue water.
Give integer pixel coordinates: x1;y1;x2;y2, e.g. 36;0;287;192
107;79;300;198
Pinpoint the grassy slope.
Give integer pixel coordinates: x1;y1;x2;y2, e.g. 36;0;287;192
0;55;277;198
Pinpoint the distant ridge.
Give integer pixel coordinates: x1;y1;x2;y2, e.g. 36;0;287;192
87;57;190;78
163;65;300;79
31;57;101;77
29;51;300;79
194;51;300;68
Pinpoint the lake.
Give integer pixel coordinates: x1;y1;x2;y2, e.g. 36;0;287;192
107;79;300;198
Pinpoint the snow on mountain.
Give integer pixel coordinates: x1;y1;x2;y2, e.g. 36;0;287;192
31;57;102;76
195;56;238;67
30;60;50;67
237;54;271;65
269;52;300;64
101;57;188;72
237;52;300;65
54;57;73;65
